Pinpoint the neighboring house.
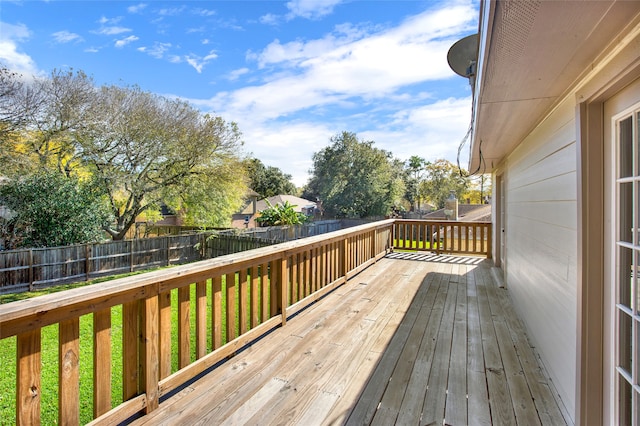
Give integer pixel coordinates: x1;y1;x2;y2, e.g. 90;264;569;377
152;204;183;226
470;2;640;424
231;194;316;228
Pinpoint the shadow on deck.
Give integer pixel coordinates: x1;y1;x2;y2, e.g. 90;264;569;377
130;253;568;426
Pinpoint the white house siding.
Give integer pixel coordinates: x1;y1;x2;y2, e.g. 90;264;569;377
499;95;578;419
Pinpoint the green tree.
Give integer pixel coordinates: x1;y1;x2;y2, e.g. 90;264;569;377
304;131;405;218
245;158;297;198
76;84;246;239
405;155;427;212
420;159;470;209
255;200;308;226
6;68;94;175
0;70;248;240
463;174;492;204
0;172;110;248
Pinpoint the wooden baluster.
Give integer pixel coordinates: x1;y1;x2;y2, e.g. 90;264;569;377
211;276;222;349
250;265;260;328
270;260;279;317
290;255;298;304
304;251;311;298
94;308;111;418
280;257;288;325
17;328;41;425
196;280;207;359
178;285;190;369
122;301;138;400
158;291;172;379
226;272;236;342
239;269;248;335
59;318;80;425
260;264;269;323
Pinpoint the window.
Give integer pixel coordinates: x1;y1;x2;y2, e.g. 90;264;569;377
615;110;640;424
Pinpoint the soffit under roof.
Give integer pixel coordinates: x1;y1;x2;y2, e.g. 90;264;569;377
470;0;640;173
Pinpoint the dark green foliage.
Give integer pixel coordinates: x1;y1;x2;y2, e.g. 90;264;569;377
0;172;110;248
245;158;297;198
304;131;405;218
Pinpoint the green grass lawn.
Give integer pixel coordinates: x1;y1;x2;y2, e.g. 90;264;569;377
0;272;258;424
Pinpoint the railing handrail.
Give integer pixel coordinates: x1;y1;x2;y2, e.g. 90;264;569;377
0;219;395;339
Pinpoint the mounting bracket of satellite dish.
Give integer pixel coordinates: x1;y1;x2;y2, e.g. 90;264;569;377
447;33;478;80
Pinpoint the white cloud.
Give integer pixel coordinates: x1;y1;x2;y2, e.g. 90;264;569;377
115;35;139;48
227;67;249;81
127;3;147;14
259;13;280;26
52;30;83;44
138;41;171;58
362;97;473;164
286;0;343;20
193;8;216;17
185;50;218;73
158;6;186;16
0;22;38;76
206;4;475;123
187;2;478;185
96;26;132;36
241;121;335;186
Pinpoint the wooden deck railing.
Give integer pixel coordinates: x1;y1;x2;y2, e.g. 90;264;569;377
393;219;492;258
0;219;491;425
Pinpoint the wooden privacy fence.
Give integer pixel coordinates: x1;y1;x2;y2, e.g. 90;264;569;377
0;219;395;425
0;234;204;294
0;221;346;295
393;219;492;258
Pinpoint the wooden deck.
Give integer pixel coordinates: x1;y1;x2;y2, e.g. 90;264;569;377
128;253;568;426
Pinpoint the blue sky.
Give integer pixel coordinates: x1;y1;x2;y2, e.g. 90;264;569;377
1;0;479;186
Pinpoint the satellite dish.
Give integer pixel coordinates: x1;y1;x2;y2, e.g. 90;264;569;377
447;34;478;77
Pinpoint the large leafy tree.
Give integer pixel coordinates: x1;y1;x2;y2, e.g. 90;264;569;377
77;84;247;239
0;69;248;241
244;158;297;198
304;131;405;218
0;172;110;248
0;68;95;175
420;159;471;209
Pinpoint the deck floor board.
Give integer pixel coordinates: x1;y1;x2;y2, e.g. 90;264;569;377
130;254;567;426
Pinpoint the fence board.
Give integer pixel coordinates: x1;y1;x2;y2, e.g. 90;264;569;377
0;221;345;294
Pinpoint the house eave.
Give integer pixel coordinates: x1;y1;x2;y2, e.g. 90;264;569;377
469;0;640;174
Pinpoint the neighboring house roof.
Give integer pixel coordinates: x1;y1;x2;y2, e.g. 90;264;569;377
469;1;639;173
422;204;491;222
240;195;316;215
